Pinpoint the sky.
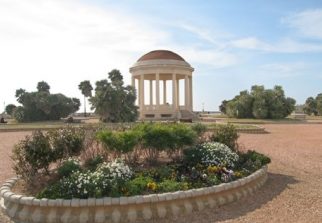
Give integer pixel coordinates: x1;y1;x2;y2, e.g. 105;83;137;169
1;0;322;112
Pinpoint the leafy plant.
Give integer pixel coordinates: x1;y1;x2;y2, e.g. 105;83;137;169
211;124;238;151
191;123;207;141
49;128;85;161
5;104;16;116
78;80;93;117
124;176;153;195
183;145;205;167
12;131;53;183
57;158;81;178
222;85;296;119
157;180;182;192
134;123;197;163
236;150;271;172
89;69;138;122
96;129;139;160
13;82;80;122
171;124;197;151
84;155;104;171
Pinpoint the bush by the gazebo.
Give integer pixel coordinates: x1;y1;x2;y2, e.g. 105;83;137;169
97;123;197;163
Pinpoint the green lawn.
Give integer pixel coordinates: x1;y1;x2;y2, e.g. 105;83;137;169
0;121;87;131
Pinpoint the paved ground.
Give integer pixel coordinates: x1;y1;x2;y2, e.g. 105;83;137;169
1;124;322;222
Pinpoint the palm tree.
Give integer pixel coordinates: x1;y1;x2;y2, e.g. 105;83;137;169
78;81;93;117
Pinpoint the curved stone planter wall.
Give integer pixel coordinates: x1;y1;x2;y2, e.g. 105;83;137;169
234;126;267;134
0;166;268;223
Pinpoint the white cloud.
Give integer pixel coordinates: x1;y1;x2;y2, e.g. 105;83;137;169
261;62;308;74
231;37;322;53
170;23;238;68
0;0;171;112
177;23;232;48
231;37;273;51
182;48;238;68
282;9;322;39
0;0;240;112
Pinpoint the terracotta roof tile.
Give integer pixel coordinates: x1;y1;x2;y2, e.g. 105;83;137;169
137;50;185;62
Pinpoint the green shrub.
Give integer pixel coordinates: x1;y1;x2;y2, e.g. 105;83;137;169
183;145;205;167
236;150;271;172
49;128;85;161
191;123;207;137
57;158;81;178
211;124;238;151
84;155;104;171
124;176;153;195
37;182;68;199
12;131;53;183
133;123;197;163
207;175;220;185
142;124;175;151
144;165;174;182
171;124;197;150
97;129;139;155
157;180;182;192
12;106;25;122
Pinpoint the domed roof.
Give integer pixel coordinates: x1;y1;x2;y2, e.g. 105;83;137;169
137;50;185;62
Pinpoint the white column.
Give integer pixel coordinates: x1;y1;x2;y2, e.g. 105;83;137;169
131;76;136;104
185;75;189;109
176;79;180;108
163;80;167;104
138;77;141;105
139;74;144;111
156;73;160;108
131;76;135;88
189;76;193;111
172;73;177;110
149;80;153;105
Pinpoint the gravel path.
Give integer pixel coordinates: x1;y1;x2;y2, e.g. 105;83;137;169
1;124;322;222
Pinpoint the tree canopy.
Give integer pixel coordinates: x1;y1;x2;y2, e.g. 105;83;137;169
89;69;138;122
5;104;17;116
303;94;322;116
78;80;93;117
13;82;80;122
220;85;296;119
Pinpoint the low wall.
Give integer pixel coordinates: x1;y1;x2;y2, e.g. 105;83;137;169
0;166;268;223
234;126;267;134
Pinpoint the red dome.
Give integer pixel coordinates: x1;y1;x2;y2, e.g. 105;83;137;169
137;50;185;62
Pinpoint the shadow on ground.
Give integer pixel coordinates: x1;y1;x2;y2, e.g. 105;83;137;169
153;172;299;223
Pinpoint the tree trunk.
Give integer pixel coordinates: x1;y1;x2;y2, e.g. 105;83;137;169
84;96;86;117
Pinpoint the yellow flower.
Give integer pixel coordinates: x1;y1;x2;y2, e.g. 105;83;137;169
234;171;243;178
207;165;219;174
147;182;157;191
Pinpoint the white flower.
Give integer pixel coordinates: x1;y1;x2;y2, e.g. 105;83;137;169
199;142;239;167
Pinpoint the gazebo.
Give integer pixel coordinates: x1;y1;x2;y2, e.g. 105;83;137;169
130;50;195;120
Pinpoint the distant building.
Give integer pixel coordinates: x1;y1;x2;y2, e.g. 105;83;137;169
130;50;195;120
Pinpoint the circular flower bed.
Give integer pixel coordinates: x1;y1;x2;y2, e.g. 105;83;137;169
0;166;268;223
0;123;270;222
